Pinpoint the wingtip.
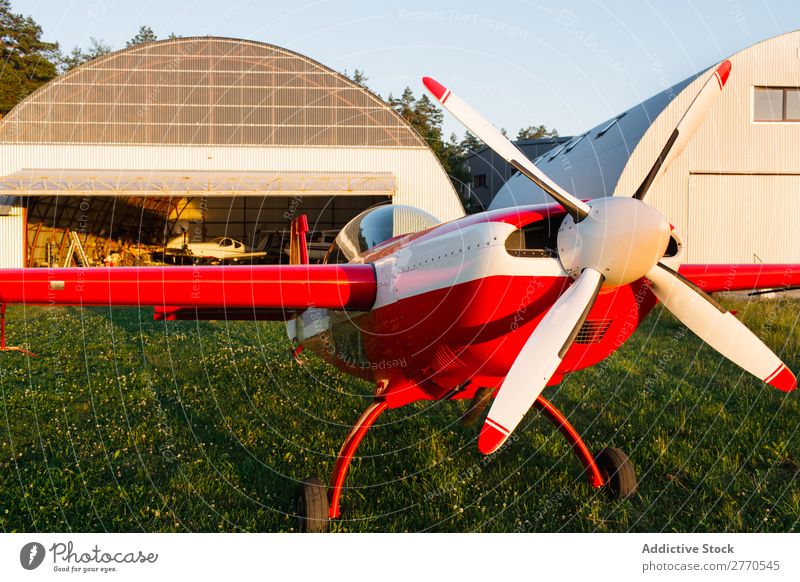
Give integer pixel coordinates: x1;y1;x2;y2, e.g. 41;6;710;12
767;364;797;392
716;60;732;87
478;420;508;455
422;76;447;101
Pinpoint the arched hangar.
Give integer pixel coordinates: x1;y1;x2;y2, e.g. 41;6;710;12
493;31;800;264
0;36;464;267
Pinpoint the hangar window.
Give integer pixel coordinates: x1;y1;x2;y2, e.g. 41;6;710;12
595;113;626;138
547;144;567;161
563;133;587;153
754;87;800;121
787;89;800;120
473;174;488;188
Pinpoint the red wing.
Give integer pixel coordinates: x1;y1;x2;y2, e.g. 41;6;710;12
0;265;376;316
677;264;800;294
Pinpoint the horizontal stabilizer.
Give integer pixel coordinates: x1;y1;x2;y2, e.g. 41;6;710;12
677;264;800;294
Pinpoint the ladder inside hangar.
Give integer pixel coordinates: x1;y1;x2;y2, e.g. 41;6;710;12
63;231;90;268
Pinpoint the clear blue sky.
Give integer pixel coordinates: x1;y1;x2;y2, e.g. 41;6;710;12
15;0;800;138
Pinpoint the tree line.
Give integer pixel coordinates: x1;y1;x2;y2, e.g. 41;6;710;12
346;70;558;211
0;1;558;211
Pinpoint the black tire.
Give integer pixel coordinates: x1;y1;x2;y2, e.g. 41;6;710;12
594;447;637;499
461;387;494;427
296;477;329;533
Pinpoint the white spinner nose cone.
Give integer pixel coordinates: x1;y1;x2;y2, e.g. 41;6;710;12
557;197;671;287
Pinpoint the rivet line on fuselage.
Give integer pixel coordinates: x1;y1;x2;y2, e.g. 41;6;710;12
399;240;497;272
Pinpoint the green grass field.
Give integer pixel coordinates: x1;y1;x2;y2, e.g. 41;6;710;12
1;298;799;532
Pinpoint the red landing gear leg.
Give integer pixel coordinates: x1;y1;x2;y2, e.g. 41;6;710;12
328;399;388;520
0;304;38;357
533;395;605;489
533;395;638;498
296;399;388;532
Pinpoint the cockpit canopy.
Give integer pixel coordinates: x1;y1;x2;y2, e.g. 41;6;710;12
325;204;440;263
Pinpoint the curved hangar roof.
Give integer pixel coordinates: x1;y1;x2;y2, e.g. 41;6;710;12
491;74;695;209
493;31;800;214
0;37;463;222
0;37;423;147
492;31;800;265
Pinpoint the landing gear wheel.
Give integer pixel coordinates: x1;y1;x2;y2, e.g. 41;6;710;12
296;477;329;532
594;447;637;499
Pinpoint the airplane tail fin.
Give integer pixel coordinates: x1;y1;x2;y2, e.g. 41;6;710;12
289;215;309;265
251;232;268;252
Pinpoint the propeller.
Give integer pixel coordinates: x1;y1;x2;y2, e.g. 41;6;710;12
645;263;796;392
425;59;796;455
422;77;591;222
479;268;604;453
632;60;731;201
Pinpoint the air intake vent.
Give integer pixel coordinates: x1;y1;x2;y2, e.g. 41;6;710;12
430;344;465;373
575;319;612;344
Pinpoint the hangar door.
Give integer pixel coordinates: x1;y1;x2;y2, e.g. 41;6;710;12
687;174;800;263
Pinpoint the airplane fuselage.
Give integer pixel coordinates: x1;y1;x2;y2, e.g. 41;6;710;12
290;204;666;408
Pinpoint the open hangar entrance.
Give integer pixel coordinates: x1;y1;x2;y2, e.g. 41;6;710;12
5;170;393;267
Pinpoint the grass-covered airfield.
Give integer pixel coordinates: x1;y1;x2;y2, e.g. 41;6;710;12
1;298;798;532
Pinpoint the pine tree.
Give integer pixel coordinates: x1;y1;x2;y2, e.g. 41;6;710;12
460;131;483;153
388;86;482;209
60;37;112;72
389;86;416;121
126;25;157;47
444;132;470;185
517;124;559;140
0;0;60;114
413;94;444;152
348;69;369;89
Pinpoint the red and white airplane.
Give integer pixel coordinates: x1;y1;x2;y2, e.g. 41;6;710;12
0;60;797;531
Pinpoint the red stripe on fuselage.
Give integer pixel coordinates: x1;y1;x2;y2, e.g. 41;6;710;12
308;273;658;407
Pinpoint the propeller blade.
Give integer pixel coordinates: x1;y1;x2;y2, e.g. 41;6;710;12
423;76;591;222
646;263;796;392
633;60;731;201
478;268;604;454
